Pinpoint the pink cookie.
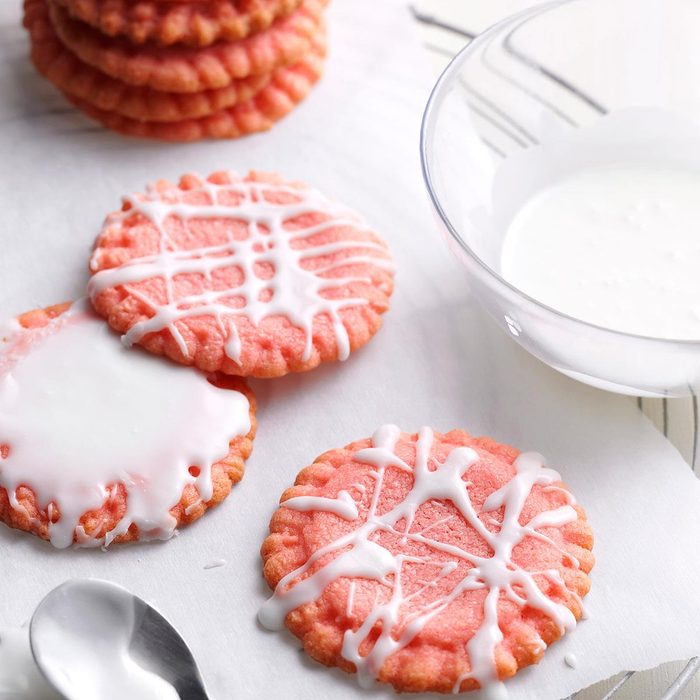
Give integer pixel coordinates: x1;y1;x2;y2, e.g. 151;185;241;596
88;171;395;378
0;301;256;548
260;425;594;694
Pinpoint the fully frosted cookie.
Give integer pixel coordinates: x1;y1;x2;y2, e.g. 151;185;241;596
88;171;394;377
62;36;325;138
259;425;594;694
0;301;256;548
45;0;326;92
25;0;282;123
50;0;303;48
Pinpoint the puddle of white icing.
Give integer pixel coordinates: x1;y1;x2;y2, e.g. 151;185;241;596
502;163;700;339
31;581;180;700
87;174;394;366
0;626;60;699
259;425;583;696
0;302;250;548
496;107;700;341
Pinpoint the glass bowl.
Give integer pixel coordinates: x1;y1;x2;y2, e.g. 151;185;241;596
420;0;700;397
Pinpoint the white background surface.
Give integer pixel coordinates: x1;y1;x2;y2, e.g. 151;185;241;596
1;1;700;698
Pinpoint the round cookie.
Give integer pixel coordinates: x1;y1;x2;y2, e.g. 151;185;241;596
46;0;326;92
25;0;282;123
0;301;257;548
259;425;594;694
50;0;304;48
62;34;325;136
88;171;394;377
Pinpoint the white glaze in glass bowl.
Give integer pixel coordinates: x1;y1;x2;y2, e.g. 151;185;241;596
421;0;700;397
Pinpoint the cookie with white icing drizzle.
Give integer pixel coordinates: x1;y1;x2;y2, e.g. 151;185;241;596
259;425;593;695
0;301;256;548
88;171;395;378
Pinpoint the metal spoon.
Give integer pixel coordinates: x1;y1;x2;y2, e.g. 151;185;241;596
29;579;209;700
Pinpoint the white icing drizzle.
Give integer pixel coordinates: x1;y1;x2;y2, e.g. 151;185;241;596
543;485;577;505
346;581;357;617
283;489;359;521
203;559;226;570
259;425;583;695
88;173;394;365
184;498;203;516
0;301;250;548
564;653;578;669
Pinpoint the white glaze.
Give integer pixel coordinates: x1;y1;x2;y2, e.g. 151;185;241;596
283;489;359;520
564;653;578;669
259;425;581;695
32;581;179;700
88;174;394;364
0;626;60;699
0;302;250;548
501;162;700;340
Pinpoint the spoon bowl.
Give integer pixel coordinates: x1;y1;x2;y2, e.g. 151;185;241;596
30;579;209;700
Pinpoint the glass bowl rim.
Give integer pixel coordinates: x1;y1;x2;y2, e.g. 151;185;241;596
419;0;700;348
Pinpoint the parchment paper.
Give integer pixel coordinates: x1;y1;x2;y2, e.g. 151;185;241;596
1;1;700;698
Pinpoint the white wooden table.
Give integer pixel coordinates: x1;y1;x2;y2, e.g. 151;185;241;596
413;2;700;698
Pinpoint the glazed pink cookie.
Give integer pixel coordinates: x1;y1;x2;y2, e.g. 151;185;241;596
88;171;395;378
0;301;256;548
259;425;594;694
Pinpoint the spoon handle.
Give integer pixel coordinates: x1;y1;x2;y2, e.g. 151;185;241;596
178;684;210;700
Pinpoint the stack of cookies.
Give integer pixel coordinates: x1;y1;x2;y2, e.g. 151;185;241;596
23;0;328;141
